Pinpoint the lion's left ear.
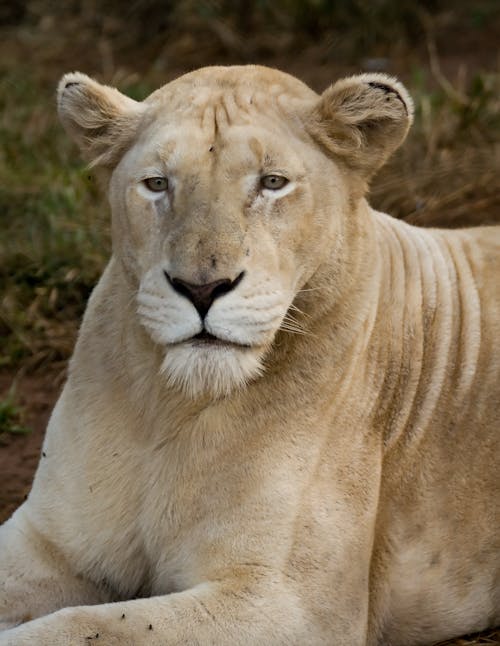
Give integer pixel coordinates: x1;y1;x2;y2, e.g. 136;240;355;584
57;72;146;168
308;73;414;178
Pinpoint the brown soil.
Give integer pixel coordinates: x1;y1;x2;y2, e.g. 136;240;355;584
0;370;61;524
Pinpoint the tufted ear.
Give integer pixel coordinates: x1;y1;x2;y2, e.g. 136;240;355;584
308;73;414;178
57;72;146;168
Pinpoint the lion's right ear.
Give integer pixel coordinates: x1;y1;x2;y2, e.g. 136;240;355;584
307;73;414;179
57;73;146;168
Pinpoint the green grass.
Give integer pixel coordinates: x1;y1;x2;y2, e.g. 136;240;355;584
0;69;109;369
0;390;30;436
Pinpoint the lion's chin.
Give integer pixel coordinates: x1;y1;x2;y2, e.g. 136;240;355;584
160;342;264;399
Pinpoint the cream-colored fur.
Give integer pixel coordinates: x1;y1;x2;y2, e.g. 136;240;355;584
0;65;498;646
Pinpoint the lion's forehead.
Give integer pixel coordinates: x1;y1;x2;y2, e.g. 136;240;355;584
144;68;316;138
147;90;294;138
127;68;317;179
133;113;301;177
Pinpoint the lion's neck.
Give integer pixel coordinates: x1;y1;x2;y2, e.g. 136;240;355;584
370;212;482;450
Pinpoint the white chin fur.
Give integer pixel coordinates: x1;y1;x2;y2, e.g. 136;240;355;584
160;343;264;399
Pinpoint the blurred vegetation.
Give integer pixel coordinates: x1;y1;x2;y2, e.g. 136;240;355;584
2;0;499;64
0;390;30;437
0;67;108;370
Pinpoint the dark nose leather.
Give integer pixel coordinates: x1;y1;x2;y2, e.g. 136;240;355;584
164;271;244;319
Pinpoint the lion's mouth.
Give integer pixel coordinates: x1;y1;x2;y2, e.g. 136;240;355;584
193;330;222;343
190;329;250;348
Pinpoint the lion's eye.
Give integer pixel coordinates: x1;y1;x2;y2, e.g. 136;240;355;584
144;177;168;192
260;175;289;191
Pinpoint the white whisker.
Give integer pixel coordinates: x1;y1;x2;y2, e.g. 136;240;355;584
288;302;311;319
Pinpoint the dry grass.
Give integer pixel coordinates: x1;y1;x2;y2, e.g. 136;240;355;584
436;630;500;645
373;62;500;228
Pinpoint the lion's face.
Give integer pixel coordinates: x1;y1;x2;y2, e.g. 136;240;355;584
110;91;348;397
57;66;413;398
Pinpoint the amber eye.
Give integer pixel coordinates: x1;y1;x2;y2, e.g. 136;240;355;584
144;177;168;192
260;174;289;191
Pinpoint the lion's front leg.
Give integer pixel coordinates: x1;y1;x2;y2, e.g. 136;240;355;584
0;508;109;631
0;577;348;646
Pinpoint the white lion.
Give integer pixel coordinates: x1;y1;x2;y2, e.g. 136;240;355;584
0;65;498;645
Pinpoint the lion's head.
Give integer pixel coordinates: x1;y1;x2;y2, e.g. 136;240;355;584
57;66;413;398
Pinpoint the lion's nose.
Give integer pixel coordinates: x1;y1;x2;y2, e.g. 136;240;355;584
164;271;244;320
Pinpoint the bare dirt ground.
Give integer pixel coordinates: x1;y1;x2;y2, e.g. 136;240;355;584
0;370;61;524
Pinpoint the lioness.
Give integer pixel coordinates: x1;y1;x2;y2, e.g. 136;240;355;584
0;65;498;646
